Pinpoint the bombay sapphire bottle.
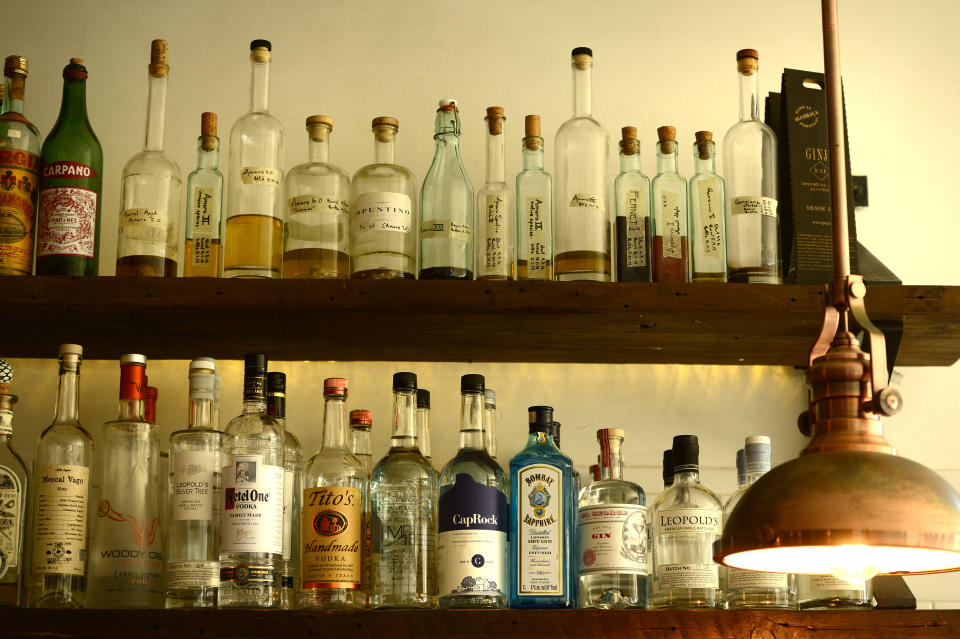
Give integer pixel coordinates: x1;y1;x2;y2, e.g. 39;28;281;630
516;115;553;280
689;131;726;281
614;126;652;282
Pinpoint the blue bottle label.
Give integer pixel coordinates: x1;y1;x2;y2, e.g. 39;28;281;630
517;464;563;596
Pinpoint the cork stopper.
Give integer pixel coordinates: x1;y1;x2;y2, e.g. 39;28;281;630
485;106;504;135
306;114;333;141
572;46;593;70
149;39;169;77
737;48;759;75
251;39;272;63
200;112;217;151
4;55;28;77
70;58;84;66
621;126;639;155
657;126;677;154
523;115;541;150
373;116;399;142
695;130;713;160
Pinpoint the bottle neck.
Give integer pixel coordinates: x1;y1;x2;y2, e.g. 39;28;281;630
739;68;760;122
53;360;81;425
573;63;592;117
308;136;330;164
250;59;270;113
117;397;144;421
599;437;623;480
743;466;769;487
619;150;641;172
350;427;371;470
391;389;418;450
657;143;678;174
693;144;716;175
434;109;461;148
521;144;544;170
416;407;431;459
321;395;348;450
484;405;497;458
485;129;504;183
144;72;167;152
374;133;395;164
57;77;89;127
266;394;285;420
196;139;219;169
4;74;25;115
242;398;266;414
189;396;214;429
458;391;486;451
673;467;700;484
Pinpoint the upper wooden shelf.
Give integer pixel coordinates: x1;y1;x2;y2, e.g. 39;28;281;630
2;277;958;366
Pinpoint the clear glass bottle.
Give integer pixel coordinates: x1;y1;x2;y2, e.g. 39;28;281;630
420;99;474;280
722;49;780;283
578;428;648;609
218;353;285;608
370;372;438;608
554;47;612;282
614;126;652;282
25;344;92;608
116;40;182;278
213;372;222;430
266;372;301;609
300;378;366;608
351;117;417;279
689;131;726;282
416;390;432;467
183;112;224;277
166;357;222;609
284;115;350;279
0;359;28;605
651;435;722;608
437;374;508;609
86;354;164;608
0;55;41;276
652;126;689;283
224;40;285;279
797;575;872;609
476;107;514;280
662;449;674;489
349;410;373;476
721;436;795;609
483;389;497;462
516;115;553;280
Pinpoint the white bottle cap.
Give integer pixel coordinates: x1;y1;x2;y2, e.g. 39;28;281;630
439;98;457;107
190;357;216;371
58;343;83;356
120;353;147;365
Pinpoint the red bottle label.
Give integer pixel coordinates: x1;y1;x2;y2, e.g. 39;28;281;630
119;364;147;400
36;186;97;258
41;161;98;179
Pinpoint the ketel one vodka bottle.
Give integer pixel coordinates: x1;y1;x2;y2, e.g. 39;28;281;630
87;354;165;608
509;406;574;608
219;353;286;608
578;428;648;609
0;359;28;605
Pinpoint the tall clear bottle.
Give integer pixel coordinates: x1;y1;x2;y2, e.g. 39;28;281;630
370;372;438;608
476;107;514;280
516;115;552;280
0;360;27;605
184;113;224;277
651;126;689;283
224;40;285;279
416;390;432;467
116;40;182;278
218;353;285;608
300;378;366;608
797;574;872;609
351;117;417;279
689;131;726;281
614;126;652;282
266;372;301;609
283;115;350;279
166;357;222;608
437;375;508;609
26;344;91;608
554;47;612;281
349;410;373;476
419;99;474;280
722;49;780;283
483;389;497;462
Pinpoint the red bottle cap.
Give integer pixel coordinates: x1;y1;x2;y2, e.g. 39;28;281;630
349;409;372;426
323;377;348;397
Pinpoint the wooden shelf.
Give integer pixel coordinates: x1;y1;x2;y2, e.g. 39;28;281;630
2;277;958;366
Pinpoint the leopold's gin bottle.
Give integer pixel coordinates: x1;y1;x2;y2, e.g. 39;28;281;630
183;113;224;277
614;126;652;282
515;115;553;280
0;360;28;605
476;107;514;280
688;131;726;281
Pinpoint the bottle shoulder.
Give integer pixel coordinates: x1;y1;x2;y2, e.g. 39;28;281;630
0;117;42;153
353;162;417;183
371;450;437;482
303;446;366;483
186;166;223;183
122;149;182;178
38;421;94;449
722;119;778;148
556;115;609;139
477;182;512;197
287;160;350;182
170;426;223;445
231;111;285;135
222;412;284;440
615;170;651;188
440;449;506;487
40;127;103;165
653;481;723;511
0;440;29;476
578;478;646;507
652;172;688;187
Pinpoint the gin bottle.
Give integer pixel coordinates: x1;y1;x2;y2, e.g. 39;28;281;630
578;428;648;609
476;107;514;280
652;126;689;283
0;360;28;605
614;126;652;282
116;40;182;277
437;374;508;609
689;131;726;281
300;378;366;608
266;372;301;609
351;117;417;279
483;389;497;461
224;40;285;279
166;358;222;609
370;372;438;608
219;353;285;608
183;112;224;277
25;344;92;609
516;115;552;280
420;99;474;280
349;410;373;476
284;116;350;279
416;390;432;467
722;49;780;283
662;449;674;488
554;47;612;281
651;435;722;608
797;575;872;609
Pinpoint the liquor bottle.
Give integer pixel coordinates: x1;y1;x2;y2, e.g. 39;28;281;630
0;359;27;605
721;436;795;609
116;40;182;277
476;107;514;280
516;115;553;280
183;112;224;277
722;49;780;283
652;126;689;283
35;59;102;276
551;421;581;494
483;389;497;461
420;99;474;280
351;116;417;279
213;372;222;430
0;56;41;276
370;372;438;608
578;428;648;609
509;406;574;608
735;448;745;488
349;410;373;476
662;449;674;488
437;374;508;609
589;464;600;482
651;435;723;608
266;372;301;609
300;378;366;608
614;126;652;282
166;357;222;608
689;131;726;281
554;47;612;281
284;115;350;279
797;575;872;609
219;353;285;608
25;344;92;608
224;40;285;279
416;390;432;466
144;385;158;424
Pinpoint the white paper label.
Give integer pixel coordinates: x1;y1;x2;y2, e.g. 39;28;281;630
420;220;472;242
0;465;23;578
624;189;648;268
730;195;777;218
727;567;788;589
352;191;412;237
697;180;723;258
438;529;505;597
578;504;648;575
282;469;294;561
658;191;683;260
36;187;97;258
190;186;216;267
517;464;563;595
289;193;349;216
166;560;219;589
657;562;719;589
656;508;721;534
808;574;866;591
483;194;508;276
32;464;89;575
172;450;218;522
522;196;549;278
119;208;168;259
569;193;604;210
220;455;284;555
189;373;215;402
240;166;282;186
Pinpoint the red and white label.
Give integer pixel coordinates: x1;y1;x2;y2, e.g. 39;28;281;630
42;161;98;179
37;187;97;258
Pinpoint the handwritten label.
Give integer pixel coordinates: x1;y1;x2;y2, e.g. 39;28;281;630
624;189;648;268
569;193;604;210
730;195;777;218
289;193;349;216
420;220;472;242
659;191;683;259
119;208;168;258
523;196;549;278
697;181;723;258
484;193;507;275
121;207;167;229
190;186;216;266
352;191;411;237
240;167;282;187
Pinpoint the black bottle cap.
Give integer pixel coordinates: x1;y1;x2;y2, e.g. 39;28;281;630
672;435;700;471
551;421;562;447
250;39;272;51
528;405;554;432
266;371;285;394
244;353;267;374
461;374;484;393
417;388;430;409
572;46;593;57
662;449;675;485
393;371;417;392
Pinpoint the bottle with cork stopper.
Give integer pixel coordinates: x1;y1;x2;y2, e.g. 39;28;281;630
476;106;514;280
614;126;653;282
351;116;417;279
651;125;689;283
183;112;224;277
516;114;553;280
282;114;350;279
688;130;727;281
116;39;182;278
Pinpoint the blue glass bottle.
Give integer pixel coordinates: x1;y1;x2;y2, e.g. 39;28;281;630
509;406;574;608
551;420;580;607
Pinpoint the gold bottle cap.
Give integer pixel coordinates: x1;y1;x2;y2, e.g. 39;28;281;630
4;55;28;77
149;39;169;77
737;48;759;74
373;116;399;142
737;48;759;60
695;130;713;160
657;125;677;154
372;116;399;129
306;115;334;128
485;106;504;134
525;115;540;138
200;112;217;151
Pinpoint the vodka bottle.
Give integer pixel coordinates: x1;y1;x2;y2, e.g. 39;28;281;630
651;126;689;283
416;390;432;467
349;410;373;476
483;389;497;461
183;113;224;277
476;107;514;279
515;115;553;280
688;131;726;281
614;126;652;282
0;360;28;605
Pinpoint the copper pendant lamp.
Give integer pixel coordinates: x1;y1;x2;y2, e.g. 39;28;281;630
713;0;960;581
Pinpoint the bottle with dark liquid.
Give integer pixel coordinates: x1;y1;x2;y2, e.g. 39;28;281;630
651;126;688;283
688;131;726;281
614;126;652;282
515;115;552;280
183;113;224;277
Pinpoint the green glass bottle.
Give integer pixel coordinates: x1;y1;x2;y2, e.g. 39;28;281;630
35;58;102;276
